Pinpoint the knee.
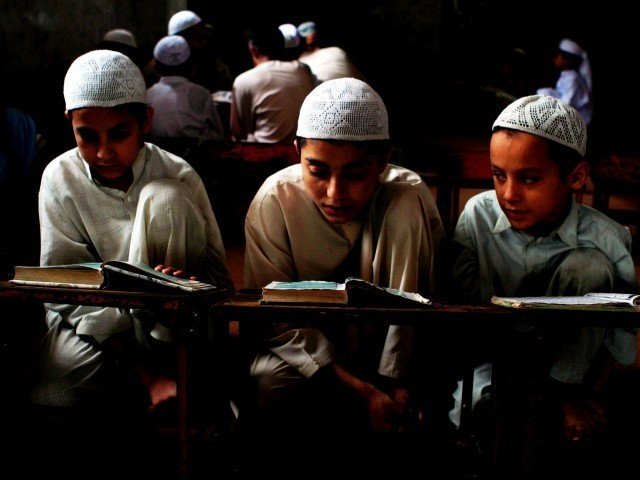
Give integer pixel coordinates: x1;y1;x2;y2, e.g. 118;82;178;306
138;179;196;211
251;357;306;411
554;249;614;294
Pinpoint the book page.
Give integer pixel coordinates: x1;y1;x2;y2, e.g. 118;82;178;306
492;295;639;307
585;292;640;305
264;280;345;291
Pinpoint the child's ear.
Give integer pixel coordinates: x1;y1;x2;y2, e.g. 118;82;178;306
142;106;154;134
64;110;71;121
566;160;590;190
294;139;300;156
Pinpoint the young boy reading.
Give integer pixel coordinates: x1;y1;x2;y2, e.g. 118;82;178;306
28;50;232;475
243;77;445;438
452;95;638;443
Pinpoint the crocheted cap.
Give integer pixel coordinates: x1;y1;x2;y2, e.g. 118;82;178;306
64;50;147;110
102;28;137;48
278;23;300;49
297;21;316;38
168;10;202;35
559;38;584;56
297;77;389;141
492;95;587;157
154;35;191;66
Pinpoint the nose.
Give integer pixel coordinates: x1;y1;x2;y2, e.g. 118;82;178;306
96;138;114;161
326;175;347;201
501;178;521;204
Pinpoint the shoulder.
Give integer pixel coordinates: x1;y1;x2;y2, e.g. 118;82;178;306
458;190;501;227
375;164;439;219
41;148;84;186
577;203;632;245
252;164;304;205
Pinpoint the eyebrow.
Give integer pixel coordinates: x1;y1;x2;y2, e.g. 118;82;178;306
490;164;544;174
305;158;372;169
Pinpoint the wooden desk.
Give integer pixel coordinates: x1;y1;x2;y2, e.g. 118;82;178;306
0;281;228;480
212;292;640;479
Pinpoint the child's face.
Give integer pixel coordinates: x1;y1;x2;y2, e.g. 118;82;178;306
490;130;586;236
299;139;387;224
68;106;152;190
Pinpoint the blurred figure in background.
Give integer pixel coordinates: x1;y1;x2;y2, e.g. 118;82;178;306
537;38;592;126
297;20;365;84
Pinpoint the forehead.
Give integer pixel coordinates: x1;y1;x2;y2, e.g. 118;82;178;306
300;139;382;167
69;107;137;128
490;130;555;170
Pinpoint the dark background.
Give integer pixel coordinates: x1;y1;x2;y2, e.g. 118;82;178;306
1;0;638;156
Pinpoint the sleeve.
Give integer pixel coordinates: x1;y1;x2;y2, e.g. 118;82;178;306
39;175;132;342
244;188;335;378
370;183;444;378
451;208;481;301
537;74;578;106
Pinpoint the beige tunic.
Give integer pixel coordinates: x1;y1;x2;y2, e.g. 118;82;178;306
244;163;444;379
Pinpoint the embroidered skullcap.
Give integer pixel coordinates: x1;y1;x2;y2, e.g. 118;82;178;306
64;50;147;110
297;77;389;141
102;28;137;48
297;21;317;38
168;10;202;35
559;38;592;92
278;23;300;49
492;95;587;157
154;35;191;66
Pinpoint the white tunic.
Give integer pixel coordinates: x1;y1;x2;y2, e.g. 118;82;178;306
230;60;315;143
32;143;232;406
299;46;365;83
146;76;225;141
244;163;444;379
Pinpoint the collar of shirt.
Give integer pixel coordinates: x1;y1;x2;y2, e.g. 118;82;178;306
81;145;147;192
492;197;579;248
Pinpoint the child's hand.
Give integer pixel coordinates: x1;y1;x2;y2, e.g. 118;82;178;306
154;264;198;280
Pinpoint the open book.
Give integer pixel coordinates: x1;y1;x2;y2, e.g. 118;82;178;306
9;261;217;293
491;292;640;311
260;277;431;307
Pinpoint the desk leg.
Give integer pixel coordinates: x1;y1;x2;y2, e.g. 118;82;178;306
177;311;189;480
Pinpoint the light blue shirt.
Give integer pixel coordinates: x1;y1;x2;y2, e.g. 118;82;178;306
453;190;638;370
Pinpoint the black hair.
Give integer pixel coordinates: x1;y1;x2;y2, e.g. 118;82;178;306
493;127;584;178
558;49;583;70
296;136;391;161
249;26;286;60
67;102;149;127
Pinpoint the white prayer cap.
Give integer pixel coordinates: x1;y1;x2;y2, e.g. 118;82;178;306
559;38;584;56
492;95;587;157
102;28;137;48
64;50;147;110
297;21;317;38
278;23;300;48
168;10;202;35
297;77;389;141
154;35;191;66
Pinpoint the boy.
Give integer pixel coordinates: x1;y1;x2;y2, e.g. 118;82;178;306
243;77;444;437
29;49;232;475
230;24;315;143
537;38;592;125
146;35;225;142
452;95;637;443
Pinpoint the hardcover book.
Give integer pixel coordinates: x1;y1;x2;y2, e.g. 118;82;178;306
260;277;431;307
10;261;217;293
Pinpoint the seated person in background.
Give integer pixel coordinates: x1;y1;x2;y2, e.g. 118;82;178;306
29;49;232;477
146;35;225;143
243;77;444;438
230;24;315;143
98;28;141;67
537;38;592;126
451;95;638;443
278;23;304;61
297;20;365;84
